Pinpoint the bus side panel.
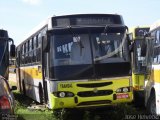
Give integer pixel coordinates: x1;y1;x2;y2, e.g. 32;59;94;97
145;65;160;115
153;67;160;115
19;65;43;103
16;67;21;92
155;83;160;115
132;73;145;91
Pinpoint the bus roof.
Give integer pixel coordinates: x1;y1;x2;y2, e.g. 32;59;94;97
22;17;52;43
0;29;9;38
52;13;121;18
18;13;124;47
129;26;149;32
129;26;150;39
150;20;160;32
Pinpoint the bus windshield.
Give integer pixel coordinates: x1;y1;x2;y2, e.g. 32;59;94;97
92;32;129;63
50;27;130;80
0;39;8;77
0;39;7;64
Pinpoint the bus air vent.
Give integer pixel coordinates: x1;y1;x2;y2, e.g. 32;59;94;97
77;82;112;88
77;90;113;97
77;100;112;106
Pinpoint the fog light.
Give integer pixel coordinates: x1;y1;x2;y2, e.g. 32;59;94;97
116;88;121;93
59;92;65;97
123;87;128;92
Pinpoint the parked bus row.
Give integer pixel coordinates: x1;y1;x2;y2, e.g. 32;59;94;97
5;13;160;116
143;21;160;115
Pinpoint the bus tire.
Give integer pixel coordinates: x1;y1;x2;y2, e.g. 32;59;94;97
147;94;156;115
22;80;26;95
133;91;145;107
39;83;44;104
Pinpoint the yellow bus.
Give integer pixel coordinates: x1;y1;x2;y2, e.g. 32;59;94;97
16;14;133;109
129;26;149;106
143;21;160;115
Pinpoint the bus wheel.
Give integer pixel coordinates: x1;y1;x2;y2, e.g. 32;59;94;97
133;91;145;107
147;94;156;115
22;80;26;95
39;84;44;104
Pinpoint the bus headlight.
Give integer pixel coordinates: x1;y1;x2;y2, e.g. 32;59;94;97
116;87;130;93
59;92;65;98
123;87;129;92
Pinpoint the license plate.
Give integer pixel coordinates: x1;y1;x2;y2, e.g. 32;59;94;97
116;93;129;99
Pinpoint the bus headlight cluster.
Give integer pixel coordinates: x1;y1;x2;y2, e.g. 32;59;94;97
116;87;130;93
54;91;74;98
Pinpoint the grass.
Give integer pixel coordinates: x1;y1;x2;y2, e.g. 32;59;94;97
13;91;54;120
13;91;146;120
9;81;55;120
9;81;147;120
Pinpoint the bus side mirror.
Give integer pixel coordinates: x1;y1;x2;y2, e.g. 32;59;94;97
127;33;133;42
10;44;16;57
42;35;50;52
127;33;134;52
10;86;17;91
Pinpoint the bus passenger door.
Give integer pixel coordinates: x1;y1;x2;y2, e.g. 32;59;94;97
42;35;49;103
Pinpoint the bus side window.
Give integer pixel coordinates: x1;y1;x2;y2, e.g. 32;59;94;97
25;41;29;64
33;36;37;62
153;31;159;64
37;33;42;62
156;30;160;63
29;39;33;63
21;45;24;65
24;42;26;64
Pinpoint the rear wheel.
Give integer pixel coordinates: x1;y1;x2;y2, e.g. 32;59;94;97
147;94;156;115
39;84;44;103
22;80;26;95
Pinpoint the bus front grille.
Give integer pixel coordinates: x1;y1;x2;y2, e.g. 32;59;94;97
77;90;113;97
77;100;112;106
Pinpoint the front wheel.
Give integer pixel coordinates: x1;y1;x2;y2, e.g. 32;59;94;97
147;94;156;115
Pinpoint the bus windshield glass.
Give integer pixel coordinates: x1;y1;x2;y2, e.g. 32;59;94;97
0;38;8;77
93;32;129;63
50;27;130;80
0;39;7;65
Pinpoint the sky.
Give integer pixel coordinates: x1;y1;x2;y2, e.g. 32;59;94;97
0;0;159;45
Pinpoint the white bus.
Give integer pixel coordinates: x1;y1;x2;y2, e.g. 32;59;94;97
144;20;160;115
